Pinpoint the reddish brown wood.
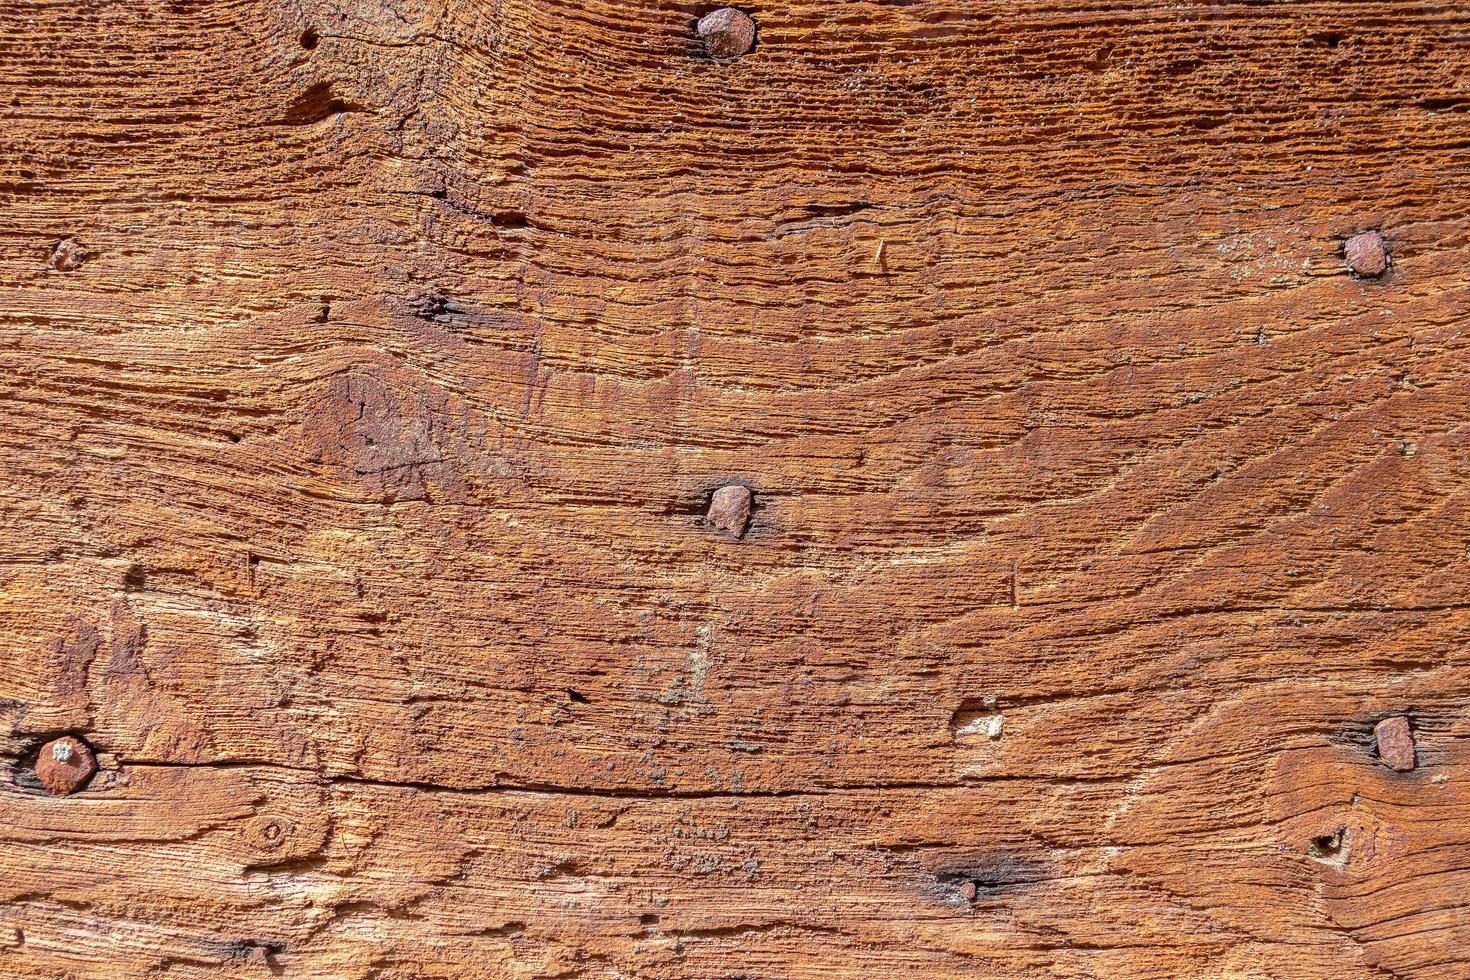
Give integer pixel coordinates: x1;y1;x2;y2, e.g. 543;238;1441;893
2;0;1470;976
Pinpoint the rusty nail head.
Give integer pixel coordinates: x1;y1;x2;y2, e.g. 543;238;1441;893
958;880;978;901
47;239;85;272
35;735;97;796
706;484;753;538
1374;715;1415;771
1344;230;1389;279
698;8;756;59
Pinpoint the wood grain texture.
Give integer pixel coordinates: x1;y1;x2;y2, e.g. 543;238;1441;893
3;0;1470;976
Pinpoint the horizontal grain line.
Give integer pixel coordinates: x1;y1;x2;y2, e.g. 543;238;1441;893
115;758;1127;799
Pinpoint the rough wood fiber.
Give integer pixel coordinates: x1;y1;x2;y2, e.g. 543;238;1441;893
3;0;1470;976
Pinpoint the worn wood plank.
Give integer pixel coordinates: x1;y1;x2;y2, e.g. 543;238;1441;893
3;0;1470;976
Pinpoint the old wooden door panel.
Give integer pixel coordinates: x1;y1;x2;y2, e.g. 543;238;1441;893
3;0;1469;977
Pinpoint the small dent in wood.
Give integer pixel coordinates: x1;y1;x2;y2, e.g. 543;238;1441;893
250;816;293;850
122;564;148;592
275;81;367;126
225;939;284;972
951;697;1003;742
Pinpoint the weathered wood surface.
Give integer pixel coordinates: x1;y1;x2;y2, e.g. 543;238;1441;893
4;0;1470;976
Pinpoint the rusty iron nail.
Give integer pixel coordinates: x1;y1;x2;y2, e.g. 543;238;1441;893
1344;230;1389;279
47;239;86;272
35;735;97;796
958;881;979;901
698;8;756;59
1374;715;1415;771
705;484;753;538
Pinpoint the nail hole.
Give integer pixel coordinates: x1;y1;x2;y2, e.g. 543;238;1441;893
802;201;871;220
300;27;319;50
490;211;530;230
1308;828;1349;866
